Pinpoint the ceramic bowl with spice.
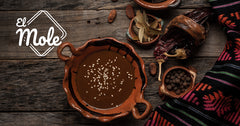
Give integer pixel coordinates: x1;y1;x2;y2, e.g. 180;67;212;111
57;37;152;122
159;66;197;98
134;0;181;10
127;13;163;48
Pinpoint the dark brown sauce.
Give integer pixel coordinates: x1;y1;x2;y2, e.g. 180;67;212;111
76;50;135;109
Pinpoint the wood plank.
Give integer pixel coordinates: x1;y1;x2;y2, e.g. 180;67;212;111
0;57;217;111
0;112;148;126
0;0;210;11
0;10;225;59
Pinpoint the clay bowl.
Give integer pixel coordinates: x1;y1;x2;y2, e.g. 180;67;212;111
126;14;163;48
134;0;181;10
57;37;152;122
159;66;197;98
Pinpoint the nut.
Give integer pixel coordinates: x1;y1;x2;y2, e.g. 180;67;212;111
108;9;117;23
126;5;135;19
149;62;157;76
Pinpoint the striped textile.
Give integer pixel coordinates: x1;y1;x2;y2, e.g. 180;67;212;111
145;0;240;125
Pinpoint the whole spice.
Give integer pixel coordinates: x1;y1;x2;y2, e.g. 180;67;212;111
164;69;192;95
154;8;211;81
149;62;157;76
126;5;135;19
108;9;117;23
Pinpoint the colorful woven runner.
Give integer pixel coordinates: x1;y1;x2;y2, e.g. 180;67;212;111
145;0;240;125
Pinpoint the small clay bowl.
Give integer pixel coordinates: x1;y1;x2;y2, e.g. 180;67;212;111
159;66;197;98
57;37;152;122
134;0;181;10
126;14;163;48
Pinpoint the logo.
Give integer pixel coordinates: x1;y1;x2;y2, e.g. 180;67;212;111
16;10;67;57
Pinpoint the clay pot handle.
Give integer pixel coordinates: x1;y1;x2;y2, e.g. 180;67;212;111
57;42;76;61
132;98;152;120
188;66;197;83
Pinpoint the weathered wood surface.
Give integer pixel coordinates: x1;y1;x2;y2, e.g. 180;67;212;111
0;0;210;11
0;112;148;126
0;57;216;111
0;10;225;59
0;0;225;125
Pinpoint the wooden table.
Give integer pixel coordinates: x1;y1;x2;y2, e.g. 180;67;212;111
0;0;227;125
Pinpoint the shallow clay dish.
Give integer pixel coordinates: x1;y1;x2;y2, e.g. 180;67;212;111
134;0;181;10
57;37;152;122
126;14;163;48
159;66;197;98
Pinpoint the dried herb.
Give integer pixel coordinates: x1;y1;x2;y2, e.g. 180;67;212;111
133;10;163;43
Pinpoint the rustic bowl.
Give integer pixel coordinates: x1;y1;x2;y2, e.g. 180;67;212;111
126;14;163;48
159;66;197;98
134;0;181;10
57;37;152;122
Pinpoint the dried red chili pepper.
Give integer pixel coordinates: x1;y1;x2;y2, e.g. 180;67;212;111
154;8;211;81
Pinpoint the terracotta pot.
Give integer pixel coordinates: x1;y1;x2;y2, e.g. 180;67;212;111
57;37;152;122
159;66;197;98
126;14;163;48
134;0;181;10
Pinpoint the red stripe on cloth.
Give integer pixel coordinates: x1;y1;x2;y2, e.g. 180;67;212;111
235;116;240;125
222;17;228;24
208;85;212;90
196;83;204;91
188;93;195;102
192;97;198;104
159;116;163;126
146;120;151;126
150;111;158;126
155;113;161;126
167;122;171;126
163;119;167;126
232;109;240;123
235;12;240;20
201;84;208;91
222;52;227;61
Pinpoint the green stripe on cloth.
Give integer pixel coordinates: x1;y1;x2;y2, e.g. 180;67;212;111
165;103;207;126
209;71;240;80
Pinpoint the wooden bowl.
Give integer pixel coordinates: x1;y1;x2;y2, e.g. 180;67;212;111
134;0;181;10
57;37;152;122
159;66;197;98
126;14;163;48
